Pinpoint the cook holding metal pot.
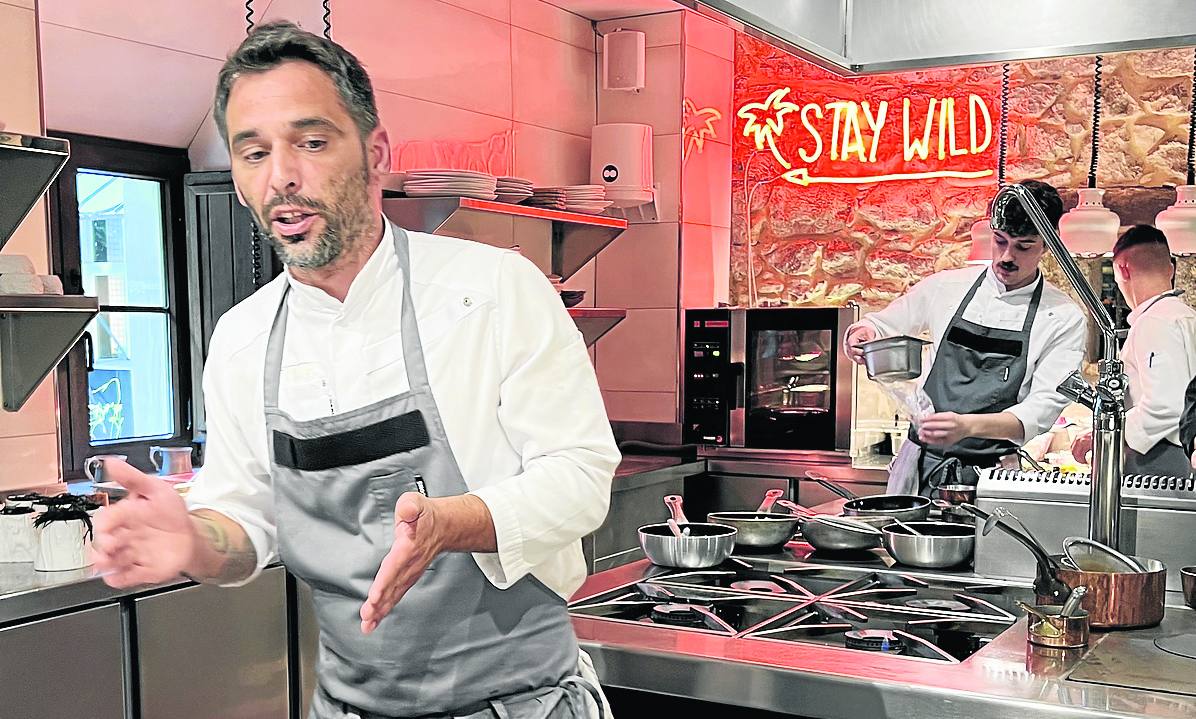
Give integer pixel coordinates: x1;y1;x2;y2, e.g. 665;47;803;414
844;180;1087;496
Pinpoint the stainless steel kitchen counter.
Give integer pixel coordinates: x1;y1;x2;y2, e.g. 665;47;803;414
572;558;1196;718
0;561;194;625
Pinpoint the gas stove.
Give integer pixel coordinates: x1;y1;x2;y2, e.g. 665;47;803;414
568;558;1034;663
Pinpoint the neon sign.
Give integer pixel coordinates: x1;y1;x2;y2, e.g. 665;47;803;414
737;87;995;187
683;98;722;160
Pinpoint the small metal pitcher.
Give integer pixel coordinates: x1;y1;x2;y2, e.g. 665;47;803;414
150;446;193;476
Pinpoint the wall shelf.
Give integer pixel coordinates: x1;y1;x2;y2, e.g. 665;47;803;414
381;195;628;281
0;131;99;412
568;308;626;346
0;295;99;411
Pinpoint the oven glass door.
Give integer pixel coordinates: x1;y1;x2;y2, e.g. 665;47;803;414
745;310;838;449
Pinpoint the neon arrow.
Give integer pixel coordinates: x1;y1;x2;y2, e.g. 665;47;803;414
782;167;994;186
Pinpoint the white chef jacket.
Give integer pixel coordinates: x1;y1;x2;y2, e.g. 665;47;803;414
185;221;620;599
1122;291;1196;454
851;265;1087;443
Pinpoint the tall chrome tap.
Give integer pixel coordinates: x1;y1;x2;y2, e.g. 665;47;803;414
991;184;1126;549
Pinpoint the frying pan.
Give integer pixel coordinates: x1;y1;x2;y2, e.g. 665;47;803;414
706;489;805;550
805;471;933;523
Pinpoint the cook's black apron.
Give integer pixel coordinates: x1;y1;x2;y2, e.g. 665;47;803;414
911;270;1044;494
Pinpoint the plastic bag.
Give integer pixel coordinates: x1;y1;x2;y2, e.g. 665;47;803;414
877;379;935;430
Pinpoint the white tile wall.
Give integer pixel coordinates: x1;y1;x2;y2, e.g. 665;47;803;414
512;123;592;186
338;0;514;120
512;27;596;137
0;3;41;135
596;12;682;47
595;222;679;309
438;0;512;23
512;0;594;50
597;44;683;134
601;390;676;423
0;434;60;492
595;308;678;392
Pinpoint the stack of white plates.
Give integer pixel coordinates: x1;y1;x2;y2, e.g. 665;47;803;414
496;176;534;204
526;185;612;214
401;169;497;200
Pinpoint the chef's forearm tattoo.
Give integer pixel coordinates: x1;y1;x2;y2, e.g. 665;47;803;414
187;510;258;584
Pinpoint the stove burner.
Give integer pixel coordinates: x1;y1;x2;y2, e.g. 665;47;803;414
844;629;905;654
903;598;969;612
729;580;786;594
649;603;707;628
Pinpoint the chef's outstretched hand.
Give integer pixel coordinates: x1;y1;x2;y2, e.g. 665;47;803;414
92;460;196;588
918;412;974;448
843;325;877;365
360;492;443;635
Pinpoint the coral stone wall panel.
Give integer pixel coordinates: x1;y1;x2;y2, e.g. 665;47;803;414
732;33;1196;309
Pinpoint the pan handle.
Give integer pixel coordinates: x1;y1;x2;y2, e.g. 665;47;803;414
663;495;690;525
775;499;816;517
805;470;859;500
959;503;1070;602
757;488;785;513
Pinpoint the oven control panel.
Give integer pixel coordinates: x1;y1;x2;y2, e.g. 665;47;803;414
683;310;733;445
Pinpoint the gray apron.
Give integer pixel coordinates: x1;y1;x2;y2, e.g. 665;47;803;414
911;271;1044;495
1123;290;1192;478
264;225;599;718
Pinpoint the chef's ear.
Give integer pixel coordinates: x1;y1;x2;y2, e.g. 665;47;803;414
233;184;247;207
366;125;392;177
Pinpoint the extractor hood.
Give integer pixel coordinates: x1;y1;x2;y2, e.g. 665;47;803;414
687;0;1196;74
0;130;99;412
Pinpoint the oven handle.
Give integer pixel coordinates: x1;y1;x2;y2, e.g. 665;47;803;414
731;361;745;409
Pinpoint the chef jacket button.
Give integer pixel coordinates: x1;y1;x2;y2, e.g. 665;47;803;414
463;296;473;306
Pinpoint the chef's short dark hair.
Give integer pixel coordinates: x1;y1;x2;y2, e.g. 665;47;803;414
990;180;1064;239
1113;224;1169;257
213;21;379;144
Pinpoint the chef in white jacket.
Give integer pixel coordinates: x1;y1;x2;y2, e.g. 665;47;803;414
845;180;1087;495
90;22;617;719
1072;225;1196;476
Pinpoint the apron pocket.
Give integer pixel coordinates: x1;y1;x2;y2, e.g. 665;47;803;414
368;468;441;572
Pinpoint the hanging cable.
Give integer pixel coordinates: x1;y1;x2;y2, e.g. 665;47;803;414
245;0;255;34
251;223;264;288
323;0;332;39
998;62;1009;187
1088;55;1103;189
1187;47;1196;185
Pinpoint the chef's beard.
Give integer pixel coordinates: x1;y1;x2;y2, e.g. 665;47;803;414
251;165;373;270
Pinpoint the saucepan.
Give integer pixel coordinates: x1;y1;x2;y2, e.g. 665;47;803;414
933;484;977;505
706;489;806;551
859;335;930;382
881;521;974;568
1040;540;1166;629
801;514;884;552
639;495;736;569
806;472;934;523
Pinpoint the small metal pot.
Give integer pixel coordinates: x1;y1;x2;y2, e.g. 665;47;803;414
860;335;930;382
1026;605;1090;649
933;484;977;505
1182;566;1196;610
639;495;737;569
882;521;974;568
638;523;737;568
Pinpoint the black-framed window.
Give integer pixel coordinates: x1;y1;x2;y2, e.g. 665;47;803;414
49;133;191;476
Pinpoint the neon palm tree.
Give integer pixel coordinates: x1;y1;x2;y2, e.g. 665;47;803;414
737;87;800;170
